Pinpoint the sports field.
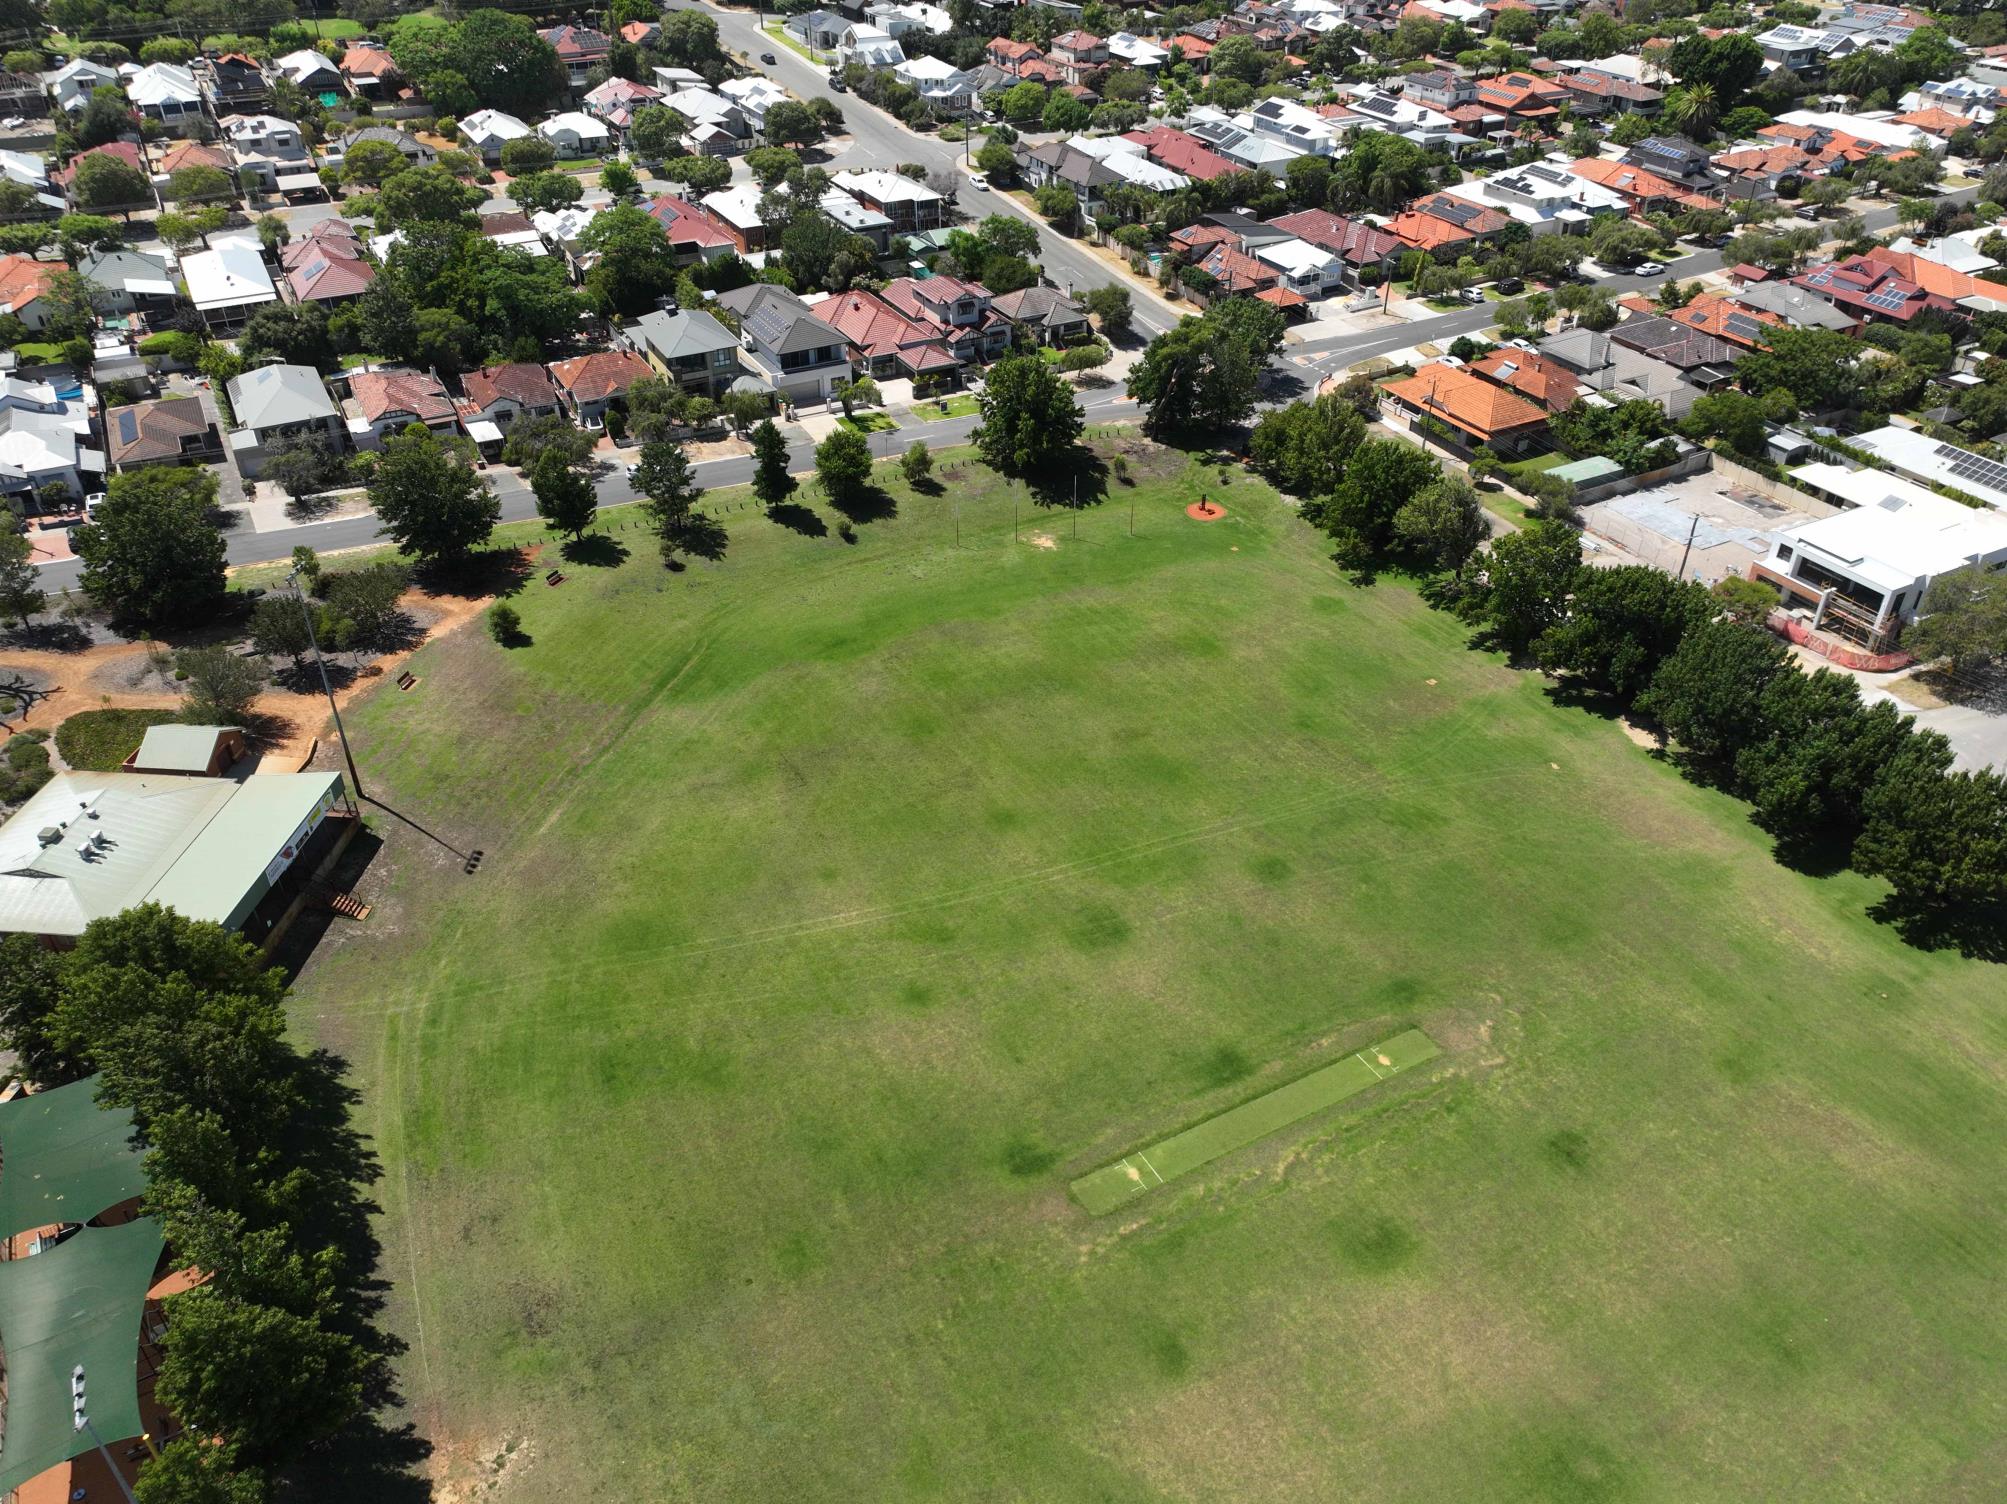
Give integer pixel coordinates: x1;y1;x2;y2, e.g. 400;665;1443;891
294;437;2007;1502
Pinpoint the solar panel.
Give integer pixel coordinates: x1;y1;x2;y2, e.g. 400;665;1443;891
1935;441;2007;493
1864;289;1909;311
1725;314;1764;339
115;409;136;442
1431;198;1482;227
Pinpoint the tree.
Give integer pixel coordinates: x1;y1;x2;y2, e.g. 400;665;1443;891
627;106;682;163
155;1289;365;1463
512;170;583;215
1668;32;1765;107
499;135;557;177
976;140;1016;180
72;151;152;211
580;203;680;314
55;212;124;262
319;562;410;652
1393;474;1488;581
1737;669;1915;853
1681;390;1769;459
1853;743;2007;914
488;600;522;644
134;1438;266;1504
1662;83;1719;141
531;449;596;540
260;433;347;501
1476;517;1581;657
900;441;932;487
166;165;235;205
1249;393;1367;497
0;933;82;1088
74;469;226;630
453;9;563;116
376;164;482;226
1901;566;2007;676
369;423;498;567
502;413;596;470
1314;437;1442;564
633;439;707;564
763;100;823;149
1127;305;1277;438
832;374;880;417
1735;327;1857;413
975;353;1083;474
1535;566;1712;709
238;301;335;372
71;85;135;152
751;418;793;507
342;138;406;188
249;594;317;670
815;426;874;508
1084;284;1131;340
1588;218;1664;267
1636;617;1789;763
0;530;44;626
174;646;270;724
601;159;639;199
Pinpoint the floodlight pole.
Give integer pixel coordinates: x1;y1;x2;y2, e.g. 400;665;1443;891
73;1369;140;1504
289;565;364;802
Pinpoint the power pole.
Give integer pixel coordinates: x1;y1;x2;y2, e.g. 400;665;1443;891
1676;511;1700;580
290;565;364;801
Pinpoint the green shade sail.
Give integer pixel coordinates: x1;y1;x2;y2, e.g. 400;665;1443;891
0;1077;147;1240
0;1217;165;1493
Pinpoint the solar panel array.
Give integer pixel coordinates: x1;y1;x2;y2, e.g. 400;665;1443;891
1863;289;1910;312
1428;197;1485;227
1724;313;1766;341
1933;441;2007;495
114;409;137;443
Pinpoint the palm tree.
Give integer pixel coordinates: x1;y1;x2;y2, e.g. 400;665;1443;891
1665;84;1719;142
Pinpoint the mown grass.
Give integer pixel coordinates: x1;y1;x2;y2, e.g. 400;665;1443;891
55;708;179;770
295;438;2007;1504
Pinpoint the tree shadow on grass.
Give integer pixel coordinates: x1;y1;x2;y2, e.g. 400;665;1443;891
826;484;897;525
1867;892;2007;962
419;546;535;600
1025;446;1109;509
561;532;629;568
764;500;828;537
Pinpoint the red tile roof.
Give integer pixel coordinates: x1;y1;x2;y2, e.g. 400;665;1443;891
1385;362;1549;438
1120;126;1237;181
351;369;455;425
987;37;1042;62
646;193;736;250
549;349;652;402
1265;209;1401;265
1388;194;1509;249
52;140;143;190
819;287;946;361
340;45;398;79
463;362;559;413
1199;243;1279;293
1469;349;1580;411
158;139;234;175
0;254;62;315
1668;291;1784;347
539;24;611;59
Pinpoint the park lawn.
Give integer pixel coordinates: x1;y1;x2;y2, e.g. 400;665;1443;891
295;437;2007;1504
838;410;897;434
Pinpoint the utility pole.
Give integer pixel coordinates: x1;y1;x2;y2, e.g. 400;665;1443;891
1676;511;1700;580
289;564;364;801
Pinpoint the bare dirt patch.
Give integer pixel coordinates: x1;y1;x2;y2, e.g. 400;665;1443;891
1618;717;1658;750
430;1429;536;1504
1027;531;1058;550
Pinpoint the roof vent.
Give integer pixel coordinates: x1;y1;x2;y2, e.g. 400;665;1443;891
37;827;61;846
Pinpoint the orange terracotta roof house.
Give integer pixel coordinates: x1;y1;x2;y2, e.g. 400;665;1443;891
0;254;67;325
1199;243;1280;295
1889;107;1969;139
1387;194;1510;251
157;139;234;176
1862;246;2007;306
1668;291;1784;348
1569;155;1714;214
548;349;652;425
1469;348;1580;412
1121;125;1238;181
1384;361;1550;452
350;369;457;435
1473;72;1567;118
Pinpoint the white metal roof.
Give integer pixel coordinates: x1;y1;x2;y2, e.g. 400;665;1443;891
461;109;532;143
125;62;198;107
1780;466;2007;590
181;237;275;311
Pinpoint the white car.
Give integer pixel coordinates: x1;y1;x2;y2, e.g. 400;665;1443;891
1634;261;1666;276
967;172;988;191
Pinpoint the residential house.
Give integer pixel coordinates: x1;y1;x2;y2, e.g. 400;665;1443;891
660;87;749;154
156;138;235;185
1198;243;1281;298
1182;118;1304;173
182;235;278;330
548;348;653;427
345;369;458;449
339;46;401;101
645;193;739;262
1237;96;1345;156
1049;31;1110;85
225;363;342;476
0;255;66;330
1326;91;1458;144
882;274;1013;364
458;361;561;450
620;308;744;396
820;287;965;382
103;396;223;473
1382;361;1550;454
619;20;662;48
1624;135;1718;190
584;76;664;136
1899;76;1999;124
788;11;851;53
282;220;374;307
538;111;612;157
989;285;1091;346
77;247;178;317
896;56;979;112
831;169;946;232
127;63;203;135
715;282;854;406
1439;161;1627;234
1386;194;1511;253
699;184;768;252
986;37;1044;75
1253;237;1345;298
1106;32;1169;70
1071;135;1190;193
273;48;343;95
1851;424;2007;510
1554;70;1661;116
335;124;433;170
1401;69;1475;112
1264;210;1402;285
197;53;267;115
0;376;95;509
838;25;906;71
52;141;150;210
1015;141;1121;214
1773;109;1930;154
1753;480;2007;653
1472;71;1568;123
820;189;893;251
532;204;606;277
1755;23;1833;73
1730;278;1861;333
720;77;791;134
1568;155;1715;218
0;148;57;215
1793;255;1959;327
1538;327;1700;417
1609;315;1740;389
460;109;532;165
1120;125;1238;181
46;57;118;115
1468;348;1579;412
221;113;307;159
1861;245;2007;311
868;3;953;37
541;26;613;92
1662;291;1784;351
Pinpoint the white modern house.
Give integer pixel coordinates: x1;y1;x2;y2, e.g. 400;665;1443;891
719;76;790;133
1253;237;1346;297
838;24;905;70
0;377;94;510
1439;161;1628;234
273;48;343;93
895;55;978;112
537;110;612;155
1070;136;1190;192
1757;466;2007;651
126;63;202;134
1851;426;2007;512
1107;32;1169;70
460;108;533;165
181;236;277;330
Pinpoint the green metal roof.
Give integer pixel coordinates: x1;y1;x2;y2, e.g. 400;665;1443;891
130;724;238;774
0;1078;146;1240
0;1217;165;1494
1549;456;1626;484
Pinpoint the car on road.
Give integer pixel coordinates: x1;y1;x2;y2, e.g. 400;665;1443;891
1458;287;1484;305
760;51;777;64
968;172;988;191
829;75;847;92
1634;261;1666;276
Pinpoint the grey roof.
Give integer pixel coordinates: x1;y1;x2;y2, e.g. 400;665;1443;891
990;285;1087;329
1538;328;1611;373
716;284;845;356
1731;280;1858;331
343;124;426;153
76;247;173;291
1020;140;1120;190
628;307;739;362
1610;315;1734;370
227;363;336;428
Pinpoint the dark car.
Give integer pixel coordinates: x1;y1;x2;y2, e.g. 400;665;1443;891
760;51;777;64
1496;276;1525;295
829;76;847;92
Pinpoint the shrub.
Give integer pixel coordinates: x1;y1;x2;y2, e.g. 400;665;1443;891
0;730;52;805
54;708;179;771
489;601;522;644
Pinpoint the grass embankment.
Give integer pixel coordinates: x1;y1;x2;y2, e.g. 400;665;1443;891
295;438;2007;1503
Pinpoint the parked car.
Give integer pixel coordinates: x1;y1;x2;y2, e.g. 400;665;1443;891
968;172;988;191
760;51;777;64
1458;286;1484;304
1634;260;1666;276
1496;276;1525;295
